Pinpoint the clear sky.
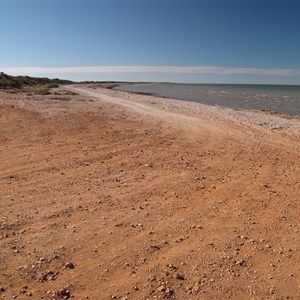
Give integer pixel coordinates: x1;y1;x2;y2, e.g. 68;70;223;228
1;0;300;84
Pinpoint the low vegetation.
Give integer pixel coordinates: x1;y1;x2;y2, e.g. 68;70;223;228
0;72;72;90
33;87;51;95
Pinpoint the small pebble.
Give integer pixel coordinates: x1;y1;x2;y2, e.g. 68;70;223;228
64;262;75;269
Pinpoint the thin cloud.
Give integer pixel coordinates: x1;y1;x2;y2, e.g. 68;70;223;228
1;66;300;76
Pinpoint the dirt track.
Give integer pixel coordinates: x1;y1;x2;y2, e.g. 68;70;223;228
0;85;299;299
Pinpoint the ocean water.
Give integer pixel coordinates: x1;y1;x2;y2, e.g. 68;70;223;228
114;83;300;116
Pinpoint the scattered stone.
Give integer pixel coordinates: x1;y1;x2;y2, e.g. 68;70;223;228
37;270;58;282
156;285;174;298
175;237;184;243
150;244;161;250
148;275;157;282
58;288;71;299
64;262;75;269
269;287;275;295
174;273;185;280
167;264;178;270
20;286;28;294
235;260;245;266
157;285;166;293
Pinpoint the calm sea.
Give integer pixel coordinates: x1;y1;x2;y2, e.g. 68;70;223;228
114;83;300;116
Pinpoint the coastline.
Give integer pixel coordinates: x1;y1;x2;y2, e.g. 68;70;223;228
0;84;299;299
77;83;300;141
112;82;300;119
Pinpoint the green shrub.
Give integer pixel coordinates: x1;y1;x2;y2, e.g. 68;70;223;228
62;90;78;95
47;83;59;89
34;87;50;95
0;72;73;90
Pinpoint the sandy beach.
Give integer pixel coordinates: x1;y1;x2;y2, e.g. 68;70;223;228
0;84;299;299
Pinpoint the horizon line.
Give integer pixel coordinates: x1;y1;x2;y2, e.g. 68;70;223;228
1;65;300;77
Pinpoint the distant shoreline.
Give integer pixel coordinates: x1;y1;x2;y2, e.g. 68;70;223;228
1;71;299;118
113;82;300;118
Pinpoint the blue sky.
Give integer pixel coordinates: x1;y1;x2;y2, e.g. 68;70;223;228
1;0;300;84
